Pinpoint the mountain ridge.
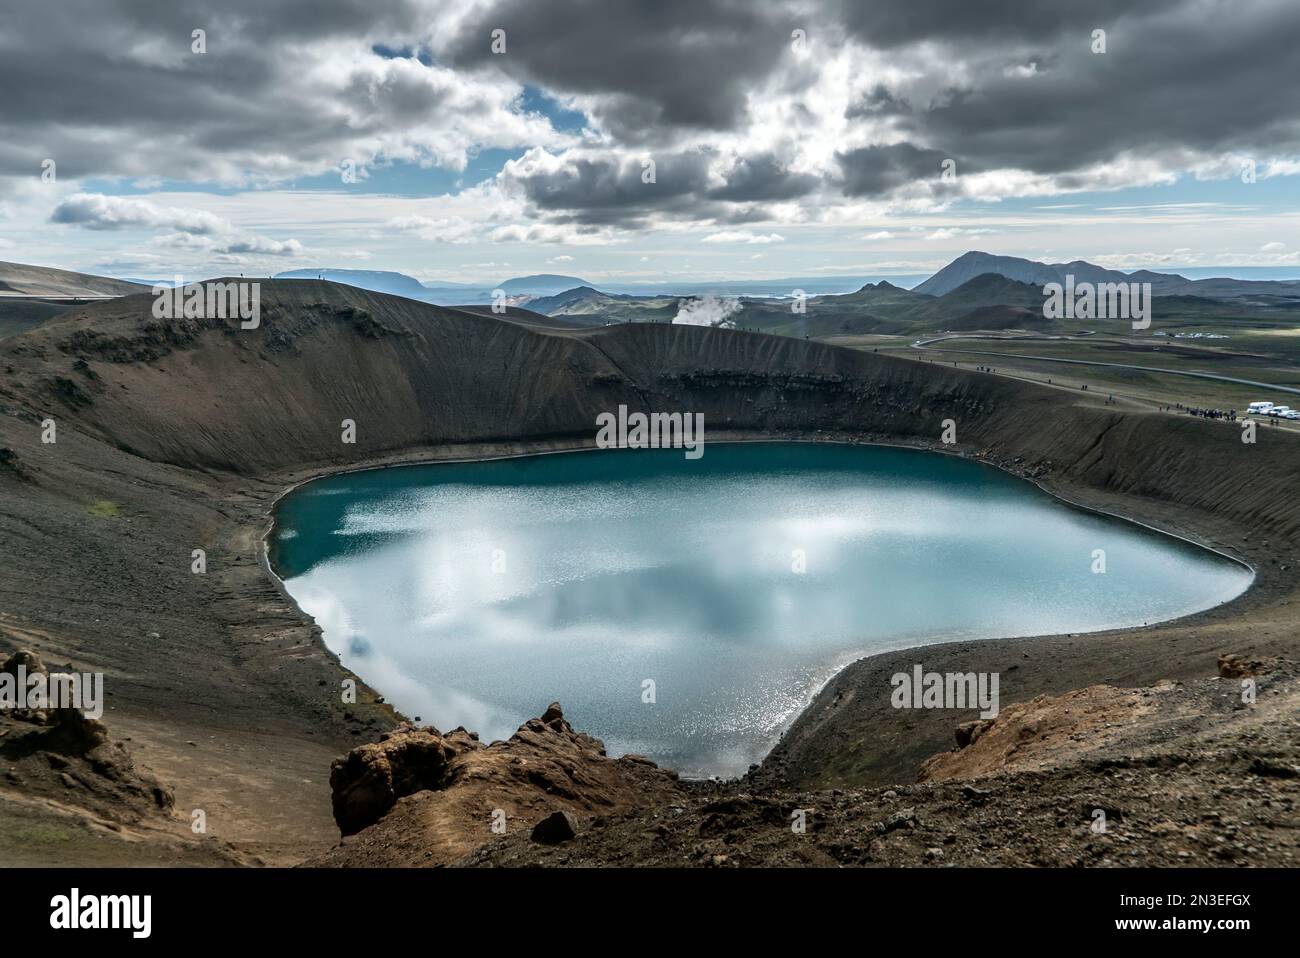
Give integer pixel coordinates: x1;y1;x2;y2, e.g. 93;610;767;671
915;250;1300;303
0;261;147;298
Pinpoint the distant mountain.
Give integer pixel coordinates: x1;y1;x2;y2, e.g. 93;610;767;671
273;269;931;301
526;273;1108;335
922;273;1047;312
1173;266;1300;281
275;269;433;299
815;280;932;312
798;274;1052;332
530;285;682;324
1157;277;1300;308
915;252;1074;296
10;253;1292;346
418;284;496;305
915;251;1300;304
525;286;610;313
274;268;619;305
0;261;146;298
275;269;507;306
495;274;592;296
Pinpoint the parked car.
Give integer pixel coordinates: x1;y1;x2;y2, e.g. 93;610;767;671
1283;410;1300;420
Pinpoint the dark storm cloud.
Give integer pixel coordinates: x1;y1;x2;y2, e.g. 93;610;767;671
0;0;430;128
706;154;819;202
834;0;1185;47
507;149;825;226
440;0;799;137
836;144;954;197
507;151;717;226
845;85;913;119
2;0;1299;231
0;0;489;183
897;2;1300;177
441;0;1300;224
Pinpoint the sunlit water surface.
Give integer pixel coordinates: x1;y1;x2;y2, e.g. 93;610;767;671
270;443;1251;778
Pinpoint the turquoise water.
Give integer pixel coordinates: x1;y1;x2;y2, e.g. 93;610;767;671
270;443;1251;778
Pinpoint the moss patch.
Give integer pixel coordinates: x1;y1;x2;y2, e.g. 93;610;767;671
87;500;121;519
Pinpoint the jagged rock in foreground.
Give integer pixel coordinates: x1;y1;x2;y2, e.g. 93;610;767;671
312;702;682;866
460;663;1299;867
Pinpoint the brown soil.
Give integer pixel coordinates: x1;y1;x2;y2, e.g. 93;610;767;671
307;703;682;867
464;666;1299;868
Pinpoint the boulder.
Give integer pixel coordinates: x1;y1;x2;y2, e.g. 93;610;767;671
329;722;476;836
530;809;579;844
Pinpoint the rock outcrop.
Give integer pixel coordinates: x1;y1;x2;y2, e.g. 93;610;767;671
1217;652;1279;678
315;702;682;866
918;685;1153;782
0;649;174;820
330;722;476;836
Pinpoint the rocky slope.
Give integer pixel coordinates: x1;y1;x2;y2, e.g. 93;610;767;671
0;261;145;298
0;279;1296;866
459;660;1299;868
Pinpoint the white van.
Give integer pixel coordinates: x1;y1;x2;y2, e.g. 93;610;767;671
1246;401;1275;414
1266;405;1292;417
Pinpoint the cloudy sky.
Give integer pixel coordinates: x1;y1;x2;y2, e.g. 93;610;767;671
2;0;1299;284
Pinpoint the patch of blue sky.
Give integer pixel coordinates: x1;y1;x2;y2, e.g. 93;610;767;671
518;85;588;134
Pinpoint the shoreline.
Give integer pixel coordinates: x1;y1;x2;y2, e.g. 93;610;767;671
263;432;1261;576
254;431;1261;784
